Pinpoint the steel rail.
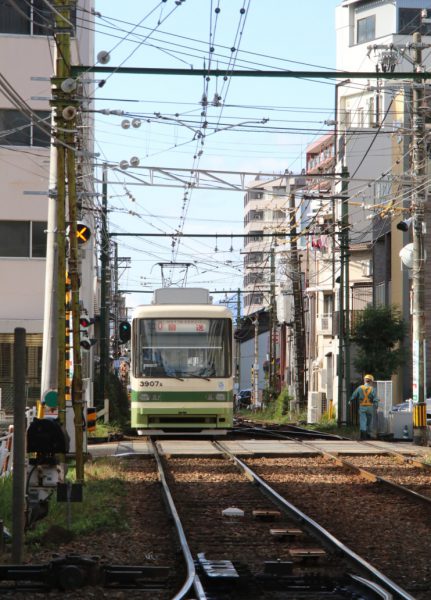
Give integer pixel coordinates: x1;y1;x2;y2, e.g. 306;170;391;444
233;422;348;440
326;453;431;507
362;439;431;469
234;424;431;505
283;436;431;509
149;439;207;600
214;440;415;600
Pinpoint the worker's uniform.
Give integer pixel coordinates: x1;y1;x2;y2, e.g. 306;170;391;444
350;384;378;439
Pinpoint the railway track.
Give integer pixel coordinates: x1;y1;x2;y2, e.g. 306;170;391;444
153;439;415;599
1;435;428;598
238;451;431;600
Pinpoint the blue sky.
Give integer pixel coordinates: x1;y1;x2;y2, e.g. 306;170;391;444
93;1;341;309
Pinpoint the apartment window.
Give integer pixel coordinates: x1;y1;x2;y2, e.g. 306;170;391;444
0;342;11;377
247;230;264;243
244;252;263;266
357;15;375;43
273;210;285;221
0;0;76;36
0;109;50;147
244;272;264;286
251;293;264;305
31;221;47;257
0;221;47;258
323;293;333;315
399;8;431;36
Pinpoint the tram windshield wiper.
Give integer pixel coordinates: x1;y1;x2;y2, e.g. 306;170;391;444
164;373;184;381
186;373;211;381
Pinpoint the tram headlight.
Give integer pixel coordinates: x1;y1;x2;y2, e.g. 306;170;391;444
139;393;150;401
215;393;225;401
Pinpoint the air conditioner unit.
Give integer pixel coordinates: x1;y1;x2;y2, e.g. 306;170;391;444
362;260;373;277
307;391;323;423
317;315;331;333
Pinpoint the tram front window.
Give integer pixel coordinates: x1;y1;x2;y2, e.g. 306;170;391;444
136;318;231;378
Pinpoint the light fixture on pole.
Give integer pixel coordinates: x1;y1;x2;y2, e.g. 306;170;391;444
396;217;414;232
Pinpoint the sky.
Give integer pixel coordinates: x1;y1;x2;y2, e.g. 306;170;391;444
92;0;341;311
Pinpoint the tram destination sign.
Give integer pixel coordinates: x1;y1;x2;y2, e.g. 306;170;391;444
155;319;208;333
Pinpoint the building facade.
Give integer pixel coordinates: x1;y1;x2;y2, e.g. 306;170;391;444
0;2;95;412
336;0;431;406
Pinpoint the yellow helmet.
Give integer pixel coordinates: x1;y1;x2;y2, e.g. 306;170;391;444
364;374;374;382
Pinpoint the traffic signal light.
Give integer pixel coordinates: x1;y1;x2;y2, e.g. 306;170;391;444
79;317;94;328
119;321;131;343
80;316;96;350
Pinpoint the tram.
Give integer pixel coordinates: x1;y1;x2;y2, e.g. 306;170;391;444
129;288;234;434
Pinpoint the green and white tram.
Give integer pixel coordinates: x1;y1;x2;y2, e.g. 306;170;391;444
130;288;234;434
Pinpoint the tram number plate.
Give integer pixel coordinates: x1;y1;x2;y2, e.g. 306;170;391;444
140;380;162;387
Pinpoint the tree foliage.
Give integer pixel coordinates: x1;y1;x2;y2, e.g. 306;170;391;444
350;304;407;380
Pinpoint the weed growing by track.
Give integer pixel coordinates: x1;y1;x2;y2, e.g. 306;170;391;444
1;457;129;548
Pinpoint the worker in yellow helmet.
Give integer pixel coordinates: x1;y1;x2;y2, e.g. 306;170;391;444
350;374;378;440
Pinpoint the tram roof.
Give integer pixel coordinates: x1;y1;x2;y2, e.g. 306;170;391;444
131;303;233;320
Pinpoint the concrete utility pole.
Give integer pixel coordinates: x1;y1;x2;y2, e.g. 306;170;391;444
288;193;306;411
337;167;350;425
46;0;84;480
99;164;109;407
268;246;276;396
235;288;241;393
252;315;259;407
411;32;428;445
12;328;26;563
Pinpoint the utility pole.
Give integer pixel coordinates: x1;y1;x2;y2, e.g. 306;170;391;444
113;242;120;360
289;193;306;411
235;288;241;393
337;166;350;425
252;315;259;408
44;0;84;481
12;328;26;563
270;246;277;396
268;246;276;397
99;164;109;407
411;32;427;445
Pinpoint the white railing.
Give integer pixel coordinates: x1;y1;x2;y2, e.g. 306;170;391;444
0;426;13;478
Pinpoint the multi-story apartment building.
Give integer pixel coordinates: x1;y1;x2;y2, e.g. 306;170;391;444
335;0;431;408
0;2;95;412
243;176;286;316
243;175;305;315
303;130;375;421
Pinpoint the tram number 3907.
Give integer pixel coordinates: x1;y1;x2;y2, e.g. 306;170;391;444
140;381;163;387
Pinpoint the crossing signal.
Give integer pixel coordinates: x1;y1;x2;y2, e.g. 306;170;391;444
79;317;94;328
119;321;131;343
80;316;96;350
76;223;91;244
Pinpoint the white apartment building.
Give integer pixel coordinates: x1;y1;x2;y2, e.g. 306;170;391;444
243;175;305;316
0;2;95;412
334;0;431;408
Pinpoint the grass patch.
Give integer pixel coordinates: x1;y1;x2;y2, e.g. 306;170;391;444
88;421;123;438
0;474;13;527
1;457;129;547
237;389;359;439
